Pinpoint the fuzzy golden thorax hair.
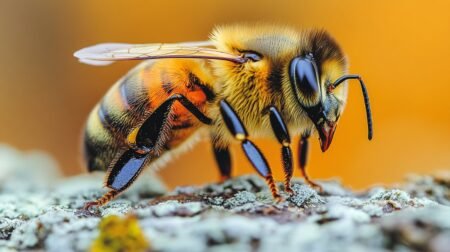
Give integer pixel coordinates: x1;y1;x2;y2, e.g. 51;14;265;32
210;24;348;144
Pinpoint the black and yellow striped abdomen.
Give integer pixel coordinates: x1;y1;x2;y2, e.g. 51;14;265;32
83;59;216;172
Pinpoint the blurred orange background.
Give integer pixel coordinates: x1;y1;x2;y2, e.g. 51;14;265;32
1;0;449;189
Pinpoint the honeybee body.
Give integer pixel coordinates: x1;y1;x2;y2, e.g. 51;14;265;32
76;24;373;209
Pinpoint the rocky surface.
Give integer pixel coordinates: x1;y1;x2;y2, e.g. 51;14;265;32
0;145;449;252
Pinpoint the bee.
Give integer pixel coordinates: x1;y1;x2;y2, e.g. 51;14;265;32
75;24;373;209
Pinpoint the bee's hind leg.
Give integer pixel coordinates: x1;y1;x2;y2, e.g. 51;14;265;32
83;94;213;211
298;134;323;192
266;106;294;195
83;149;150;211
219;100;281;200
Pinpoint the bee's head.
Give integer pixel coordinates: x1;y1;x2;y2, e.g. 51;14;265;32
211;25;372;150
289;53;344;151
288;30;373;151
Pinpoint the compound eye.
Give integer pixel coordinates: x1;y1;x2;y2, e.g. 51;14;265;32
290;57;320;101
242;51;262;62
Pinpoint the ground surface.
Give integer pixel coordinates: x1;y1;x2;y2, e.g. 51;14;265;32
0;145;449;252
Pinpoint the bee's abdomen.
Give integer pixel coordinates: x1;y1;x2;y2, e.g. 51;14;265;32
83;63;154;171
83;60;214;172
83;105;117;171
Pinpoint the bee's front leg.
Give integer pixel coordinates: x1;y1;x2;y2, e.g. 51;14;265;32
219;100;281;200
266;106;294;195
298;134;323;191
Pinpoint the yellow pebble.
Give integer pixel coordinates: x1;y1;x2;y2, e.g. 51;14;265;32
90;215;150;252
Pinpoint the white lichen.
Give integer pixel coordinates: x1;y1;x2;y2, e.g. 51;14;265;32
151;201;203;217
288;184;325;207
370;189;411;204
224;191;257;208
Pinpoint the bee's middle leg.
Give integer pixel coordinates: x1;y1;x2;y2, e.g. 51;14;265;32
219;100;280;200
211;140;232;183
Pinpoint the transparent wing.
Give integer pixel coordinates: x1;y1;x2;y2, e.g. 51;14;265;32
74;41;246;66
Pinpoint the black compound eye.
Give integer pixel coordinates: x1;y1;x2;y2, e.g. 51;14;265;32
242;51;262;62
290;57;320;99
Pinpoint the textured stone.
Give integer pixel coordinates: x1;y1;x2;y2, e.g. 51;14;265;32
0;146;449;251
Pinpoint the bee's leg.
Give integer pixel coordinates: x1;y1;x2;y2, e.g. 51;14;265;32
83;149;150;211
212;142;232;182
298;134;323;191
84;94;212;210
219;100;280;200
266;106;294;195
